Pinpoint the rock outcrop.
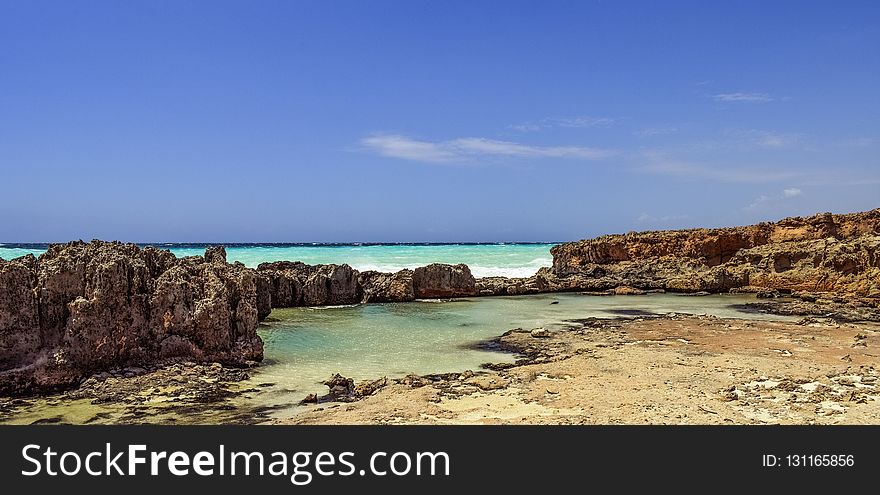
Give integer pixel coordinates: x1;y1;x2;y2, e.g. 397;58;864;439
0;241;265;395
257;261;307;308
412;263;477;298
257;262;475;307
545;209;880;298
358;270;415;303
301;264;360;306
257;261;360;306
475;276;544;296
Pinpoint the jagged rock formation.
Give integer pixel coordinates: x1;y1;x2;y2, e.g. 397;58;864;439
256;262;476;306
0;241;265;395
358;270;415;303
545;209;880;298
475;276;546;296
301;264;360;306
256;261;360;306
412;263;476;298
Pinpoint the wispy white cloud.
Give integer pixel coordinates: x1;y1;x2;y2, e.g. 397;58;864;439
360;134;614;163
746;187;805;210
782;187;802;198
746;195;771;210
508;115;617;132
713;92;773;103
360;134;458;163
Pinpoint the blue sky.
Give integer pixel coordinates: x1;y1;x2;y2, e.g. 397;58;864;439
1;0;878;242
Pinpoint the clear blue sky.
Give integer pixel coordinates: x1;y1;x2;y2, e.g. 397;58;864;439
1;0;878;242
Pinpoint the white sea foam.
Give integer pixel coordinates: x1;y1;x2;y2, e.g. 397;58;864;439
306;304;360;310
0;244;557;278
467;257;552;278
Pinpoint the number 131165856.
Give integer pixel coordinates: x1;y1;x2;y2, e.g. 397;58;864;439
763;454;854;467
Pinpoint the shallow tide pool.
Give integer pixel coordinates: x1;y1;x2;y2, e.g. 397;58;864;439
1;293;790;424
241;292;791;421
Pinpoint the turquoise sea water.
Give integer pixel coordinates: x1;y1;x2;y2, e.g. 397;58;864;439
0;243;555;278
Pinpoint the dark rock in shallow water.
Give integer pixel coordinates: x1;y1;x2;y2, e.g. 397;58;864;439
475;276;542;296
257;262;360;307
324;373;355;397
0;241;264;396
412;263;476;298
259;261;480;306
260;265;304;308
304;374;389;404
301;264;360;306
359;269;414;303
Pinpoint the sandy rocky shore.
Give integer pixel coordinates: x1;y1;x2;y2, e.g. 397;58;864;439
285;308;880;425
1;208;878;424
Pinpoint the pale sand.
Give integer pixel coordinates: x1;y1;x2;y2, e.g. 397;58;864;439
278;315;880;424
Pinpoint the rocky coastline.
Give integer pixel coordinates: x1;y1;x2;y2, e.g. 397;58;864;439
1;208;878;401
257;208;880;305
545;208;880;298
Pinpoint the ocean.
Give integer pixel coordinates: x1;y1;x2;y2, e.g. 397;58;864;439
0;243;555;278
